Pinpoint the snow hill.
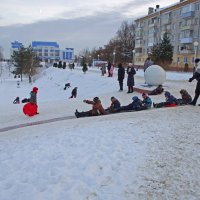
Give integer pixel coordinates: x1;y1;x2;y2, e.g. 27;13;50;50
0;62;200;200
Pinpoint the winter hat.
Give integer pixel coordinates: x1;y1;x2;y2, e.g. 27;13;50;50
93;97;99;102
164;91;170;97
132;96;139;102
180;89;186;94
33;87;38;93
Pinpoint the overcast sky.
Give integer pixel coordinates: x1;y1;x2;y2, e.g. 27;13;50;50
0;0;178;58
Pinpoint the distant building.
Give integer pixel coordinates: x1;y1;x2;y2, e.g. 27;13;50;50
10;41;74;63
134;0;200;70
10;41;23;57
32;41;74;63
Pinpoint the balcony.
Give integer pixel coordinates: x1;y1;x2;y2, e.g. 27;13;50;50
135;52;143;56
180;24;194;31
148;23;157;28
181;11;195;18
135;43;143;48
180;37;193;44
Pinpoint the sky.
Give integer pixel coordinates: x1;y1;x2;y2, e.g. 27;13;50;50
0;0;179;58
0;62;200;199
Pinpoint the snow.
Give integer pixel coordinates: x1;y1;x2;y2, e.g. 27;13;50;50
0;62;200;200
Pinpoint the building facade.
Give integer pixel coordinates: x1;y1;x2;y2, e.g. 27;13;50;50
32;41;74;63
134;0;200;70
10;41;74;63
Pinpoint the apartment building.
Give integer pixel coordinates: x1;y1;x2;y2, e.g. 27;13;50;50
134;0;200;70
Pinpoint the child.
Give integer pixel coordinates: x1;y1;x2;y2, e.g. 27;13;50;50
69;87;78;98
177;89;192;105
75;97;106;118
148;85;164;95
13;97;20;104
153;91;177;108
141;93;152;109
106;96;121;113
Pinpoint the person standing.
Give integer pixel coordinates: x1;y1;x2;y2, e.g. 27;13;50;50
30;87;39;114
107;61;112;77
117;63;125;91
144;57;153;72
126;63;136;93
189;58;200;106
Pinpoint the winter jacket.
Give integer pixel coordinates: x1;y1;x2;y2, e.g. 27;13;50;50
30;91;37;104
165;92;177;104
180;90;192;104
109;99;121;112
149;85;164;95
189;70;200;94
118;66;125;81
142;96;152;108
127;67;136;86
144;59;153;72
85;100;106;115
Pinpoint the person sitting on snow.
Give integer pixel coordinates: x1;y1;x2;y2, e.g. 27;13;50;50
13;97;20;104
153;91;178;108
148;84;164;95
176;89;192;105
105;96;121;113
75;97;106;118
120;96;146;112
141;93;152;109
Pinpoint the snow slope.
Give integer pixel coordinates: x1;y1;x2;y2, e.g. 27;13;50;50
0;63;200;200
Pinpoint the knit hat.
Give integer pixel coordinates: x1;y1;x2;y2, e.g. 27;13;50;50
132;96;139;102
93;97;99;102
33;87;38;93
164;91;170;97
194;58;200;63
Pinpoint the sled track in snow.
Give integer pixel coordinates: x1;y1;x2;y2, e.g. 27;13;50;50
0;116;75;133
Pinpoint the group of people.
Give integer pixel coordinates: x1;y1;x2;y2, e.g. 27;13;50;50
100;61;114;77
74;88;193;118
117;62;136;93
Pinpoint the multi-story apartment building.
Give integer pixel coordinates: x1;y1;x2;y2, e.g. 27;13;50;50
134;0;200;70
10;41;74;63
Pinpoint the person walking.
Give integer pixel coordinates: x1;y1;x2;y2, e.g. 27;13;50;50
107;61;112;77
117;63;125;91
69;87;78;98
126;63;136;93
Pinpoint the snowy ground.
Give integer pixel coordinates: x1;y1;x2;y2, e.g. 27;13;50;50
0;62;200;200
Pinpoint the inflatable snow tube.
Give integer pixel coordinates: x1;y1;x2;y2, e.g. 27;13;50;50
165;103;177;107
23;103;37;116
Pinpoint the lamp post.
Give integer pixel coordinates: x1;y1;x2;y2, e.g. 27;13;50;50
132;49;135;65
98;54;100;61
113;51;116;65
194;41;199;61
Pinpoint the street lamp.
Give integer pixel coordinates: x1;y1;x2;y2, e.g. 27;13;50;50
113;51;116;65
98;54;100;61
132;49;135;65
194;41;199;61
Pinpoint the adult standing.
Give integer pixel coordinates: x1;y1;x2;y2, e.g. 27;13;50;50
144;57;153;72
126;63;136;93
107;61;112;77
189;58;200;106
117;63;125;91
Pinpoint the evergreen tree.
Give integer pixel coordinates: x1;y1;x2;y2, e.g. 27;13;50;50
151;32;173;69
11;45;40;81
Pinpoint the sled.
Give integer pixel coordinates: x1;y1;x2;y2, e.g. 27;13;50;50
23;103;37;117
